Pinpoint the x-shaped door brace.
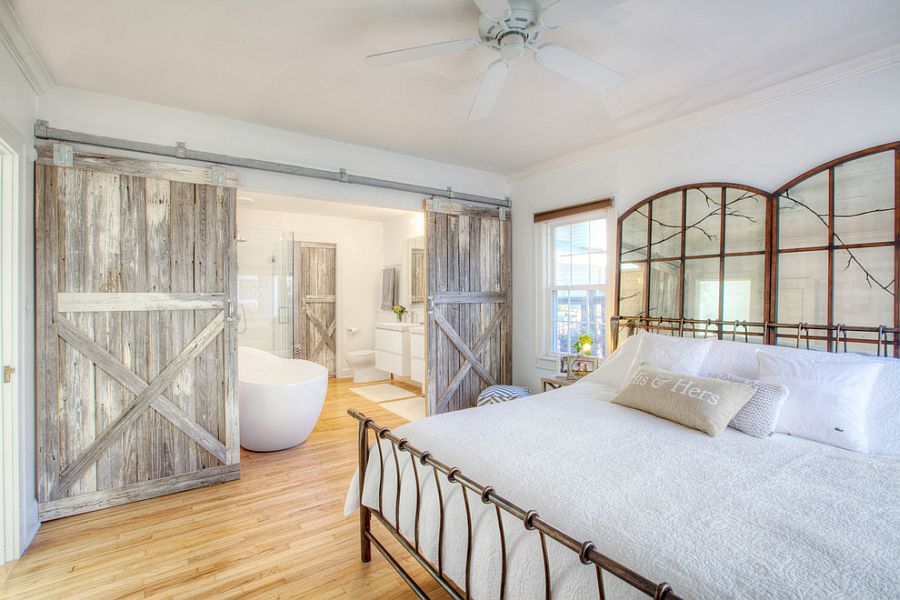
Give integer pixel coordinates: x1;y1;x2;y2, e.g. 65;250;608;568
52;311;227;498
305;307;336;359
433;304;508;413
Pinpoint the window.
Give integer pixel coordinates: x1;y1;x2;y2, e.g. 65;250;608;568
538;212;611;360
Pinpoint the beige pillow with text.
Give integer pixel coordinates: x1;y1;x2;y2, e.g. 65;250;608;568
612;364;756;436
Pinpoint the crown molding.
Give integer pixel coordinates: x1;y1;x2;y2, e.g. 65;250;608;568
509;44;900;182
0;0;52;94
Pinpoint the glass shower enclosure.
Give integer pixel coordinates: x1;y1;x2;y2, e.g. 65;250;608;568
236;227;294;358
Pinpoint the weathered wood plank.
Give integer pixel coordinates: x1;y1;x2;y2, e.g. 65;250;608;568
222;186;240;465
39;464;240;522
55;311;226;496
142;177;173;482
35;141;238;188
431;291;507;304
61;167;96;497
35;164;60;502
169;180;199;474
434;305;508;413
92;170;125;492
57;292;225;312
55;315;227;464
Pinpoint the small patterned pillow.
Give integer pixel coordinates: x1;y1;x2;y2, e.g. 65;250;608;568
717;374;789;438
477;385;530;406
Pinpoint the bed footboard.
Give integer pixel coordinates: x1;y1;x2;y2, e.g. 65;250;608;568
350;409;683;600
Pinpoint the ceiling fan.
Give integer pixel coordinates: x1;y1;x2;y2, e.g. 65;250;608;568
366;0;623;120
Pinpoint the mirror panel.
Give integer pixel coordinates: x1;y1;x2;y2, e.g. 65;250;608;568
684;187;721;256
649;192;682;259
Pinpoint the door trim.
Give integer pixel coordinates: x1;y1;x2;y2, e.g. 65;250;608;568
0;115;23;563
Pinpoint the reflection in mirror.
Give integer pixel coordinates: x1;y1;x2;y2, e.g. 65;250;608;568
648;261;681;317
618;263;646;316
833;246;894;354
410;248;425;304
723;255;765;322
779;171;828;249
683;258;720;326
834;151;895;245
725;189;766;253
649;193;682;259
684;188;720;256
777;251;828;350
620;210;648;261
402;235;425;307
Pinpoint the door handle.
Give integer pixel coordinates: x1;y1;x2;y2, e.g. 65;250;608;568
3;365;14;383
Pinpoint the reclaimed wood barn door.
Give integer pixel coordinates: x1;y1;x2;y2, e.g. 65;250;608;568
426;198;511;414
294;241;337;376
35;142;240;521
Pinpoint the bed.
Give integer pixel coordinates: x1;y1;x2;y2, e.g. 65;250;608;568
344;334;900;599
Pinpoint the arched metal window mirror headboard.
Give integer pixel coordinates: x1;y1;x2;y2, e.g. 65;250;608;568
614;142;900;357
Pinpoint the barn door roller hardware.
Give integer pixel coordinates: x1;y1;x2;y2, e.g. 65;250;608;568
34;120;511;208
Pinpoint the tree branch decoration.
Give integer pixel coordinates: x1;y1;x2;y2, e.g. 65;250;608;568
621;189;760;259
780;192;895;297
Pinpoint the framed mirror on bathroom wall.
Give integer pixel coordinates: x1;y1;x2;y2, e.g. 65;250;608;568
401;236;426;310
410;248;425;304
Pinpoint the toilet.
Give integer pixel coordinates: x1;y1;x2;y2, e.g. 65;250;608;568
346;350;389;383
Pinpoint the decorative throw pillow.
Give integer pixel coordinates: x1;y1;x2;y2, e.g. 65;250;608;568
612;363;756;437
716;374;789;438
756;352;882;453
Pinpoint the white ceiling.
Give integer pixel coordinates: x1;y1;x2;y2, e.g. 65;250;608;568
238;190;419;221
12;0;900;174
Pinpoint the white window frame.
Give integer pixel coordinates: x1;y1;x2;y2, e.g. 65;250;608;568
534;208;617;371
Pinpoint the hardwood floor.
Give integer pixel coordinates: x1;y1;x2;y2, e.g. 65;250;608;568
1;378;448;599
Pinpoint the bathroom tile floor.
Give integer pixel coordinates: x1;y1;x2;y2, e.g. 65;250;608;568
0;378;448;599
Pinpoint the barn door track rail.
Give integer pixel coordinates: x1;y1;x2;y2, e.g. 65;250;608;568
33;120;511;208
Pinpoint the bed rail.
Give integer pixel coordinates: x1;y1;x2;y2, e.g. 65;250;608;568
611;315;899;356
349;408;683;600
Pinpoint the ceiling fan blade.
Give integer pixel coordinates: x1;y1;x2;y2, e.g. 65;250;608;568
367;39;480;68
472;0;510;19
534;44;623;93
468;60;509;120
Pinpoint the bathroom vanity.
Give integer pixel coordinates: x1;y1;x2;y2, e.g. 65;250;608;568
375;322;411;377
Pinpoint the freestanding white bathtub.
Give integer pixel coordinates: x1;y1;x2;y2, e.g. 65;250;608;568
238;346;329;452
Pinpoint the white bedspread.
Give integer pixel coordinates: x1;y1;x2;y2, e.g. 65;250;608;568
345;382;900;599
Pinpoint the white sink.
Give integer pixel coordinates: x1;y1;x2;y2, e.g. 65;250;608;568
376;322;412;331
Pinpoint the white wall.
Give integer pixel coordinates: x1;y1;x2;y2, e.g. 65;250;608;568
0;38;39;559
238;207;385;378
509;64;900;393
37;86;508;212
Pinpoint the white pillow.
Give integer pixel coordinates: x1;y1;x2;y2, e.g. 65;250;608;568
585;331;713;391
756;352;882;453
581;333;641;390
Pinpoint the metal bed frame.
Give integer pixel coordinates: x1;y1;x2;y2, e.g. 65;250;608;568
350;408;682;600
350;316;898;599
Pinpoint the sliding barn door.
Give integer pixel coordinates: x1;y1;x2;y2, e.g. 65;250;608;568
295;241;337;376
35;142;240;521
426;198;511;414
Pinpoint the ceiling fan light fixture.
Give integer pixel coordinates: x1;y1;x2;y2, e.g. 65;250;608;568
498;32;526;62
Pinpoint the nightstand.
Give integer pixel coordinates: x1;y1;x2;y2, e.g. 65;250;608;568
540;375;578;392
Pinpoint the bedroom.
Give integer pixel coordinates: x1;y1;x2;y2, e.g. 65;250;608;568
1;0;899;598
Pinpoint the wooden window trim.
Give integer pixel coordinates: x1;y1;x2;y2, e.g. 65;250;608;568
533;198;612;223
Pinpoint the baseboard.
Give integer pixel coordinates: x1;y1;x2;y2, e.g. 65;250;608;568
22;498;38;554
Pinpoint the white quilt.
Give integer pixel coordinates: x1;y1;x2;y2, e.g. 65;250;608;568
345;382;900;599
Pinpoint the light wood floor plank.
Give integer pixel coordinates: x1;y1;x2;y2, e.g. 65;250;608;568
1;378;447;599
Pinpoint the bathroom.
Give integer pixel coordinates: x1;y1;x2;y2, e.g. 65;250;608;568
235;191;428;451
